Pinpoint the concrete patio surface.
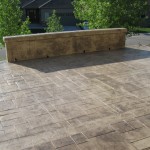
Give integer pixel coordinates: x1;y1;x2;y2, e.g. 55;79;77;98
0;44;150;149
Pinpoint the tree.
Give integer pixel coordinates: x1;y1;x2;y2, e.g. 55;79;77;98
72;0;148;30
20;17;31;35
46;10;64;32
0;0;31;44
73;0;110;29
107;0;148;30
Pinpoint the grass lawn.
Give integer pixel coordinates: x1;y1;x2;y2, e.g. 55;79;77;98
0;43;5;61
0;55;4;61
0;43;3;48
134;28;150;33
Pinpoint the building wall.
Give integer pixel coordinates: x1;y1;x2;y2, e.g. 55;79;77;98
22;9;26;21
148;0;150;20
145;0;150;27
40;9;77;26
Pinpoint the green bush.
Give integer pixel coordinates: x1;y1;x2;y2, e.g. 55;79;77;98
0;0;31;45
73;0;148;31
46;10;64;32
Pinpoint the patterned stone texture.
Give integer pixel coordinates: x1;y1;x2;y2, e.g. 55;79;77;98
3;28;127;62
0;45;150;149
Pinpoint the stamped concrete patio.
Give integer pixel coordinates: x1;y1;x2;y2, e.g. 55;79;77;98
0;45;150;150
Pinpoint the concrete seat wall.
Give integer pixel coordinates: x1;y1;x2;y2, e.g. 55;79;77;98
4;28;127;62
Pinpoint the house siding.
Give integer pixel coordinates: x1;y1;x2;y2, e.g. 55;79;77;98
21;0;150;28
142;0;150;27
41;9;76;25
21;0;78;27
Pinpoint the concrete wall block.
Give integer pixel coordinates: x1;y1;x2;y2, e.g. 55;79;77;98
4;28;127;62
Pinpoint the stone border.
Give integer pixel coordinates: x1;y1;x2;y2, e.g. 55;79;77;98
4;28;127;62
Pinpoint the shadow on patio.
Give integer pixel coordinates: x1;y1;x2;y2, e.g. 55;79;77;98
15;46;150;73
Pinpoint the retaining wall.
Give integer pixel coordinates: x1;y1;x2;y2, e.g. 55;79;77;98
4;28;127;62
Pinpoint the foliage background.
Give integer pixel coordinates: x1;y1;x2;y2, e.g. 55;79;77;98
0;0;31;44
46;10;64;32
73;0;148;30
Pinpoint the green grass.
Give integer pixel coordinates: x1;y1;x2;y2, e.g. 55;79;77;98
0;43;3;49
0;43;5;61
133;28;150;33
